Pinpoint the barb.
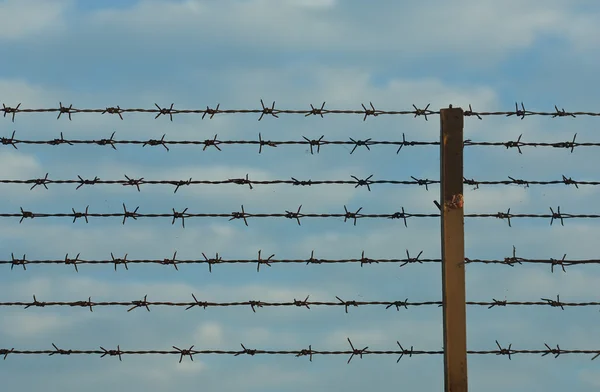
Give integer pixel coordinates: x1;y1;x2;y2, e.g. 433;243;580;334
2;341;599;362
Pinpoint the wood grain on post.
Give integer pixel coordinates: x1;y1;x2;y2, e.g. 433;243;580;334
440;107;468;392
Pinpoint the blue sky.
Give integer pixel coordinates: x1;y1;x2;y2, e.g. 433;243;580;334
1;0;600;390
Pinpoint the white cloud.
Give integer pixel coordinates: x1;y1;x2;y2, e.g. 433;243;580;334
0;312;83;338
208;67;499;116
0;0;69;41
81;0;600;60
193;322;223;345
0;219;277;260
5;275;338;304
0;150;41;177
0;79;61;108
464;186;530;213
281;0;336;8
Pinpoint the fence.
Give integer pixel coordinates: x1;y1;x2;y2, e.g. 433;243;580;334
1;102;600;391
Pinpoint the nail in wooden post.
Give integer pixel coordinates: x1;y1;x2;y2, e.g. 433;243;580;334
440;106;468;392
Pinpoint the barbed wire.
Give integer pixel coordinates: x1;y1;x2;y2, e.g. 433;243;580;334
465;207;600;227
1;340;599;362
2;250;433;271
1;101;438;122
462;175;600;189
1;205;599;226
0;295;441;312
3;247;598;273
463;134;600;154
1;132;439;154
2;101;599;122
1;294;597;313
0;174;437;192
2;174;600;193
3;132;600;154
0;205;438;227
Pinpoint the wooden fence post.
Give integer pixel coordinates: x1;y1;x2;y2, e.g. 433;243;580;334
440;106;468;392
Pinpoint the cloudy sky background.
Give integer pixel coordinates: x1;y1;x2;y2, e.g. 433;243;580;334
1;0;600;390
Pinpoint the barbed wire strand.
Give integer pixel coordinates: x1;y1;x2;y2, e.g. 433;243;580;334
2;102;599;122
1;294;597;313
1;206;599;226
3;132;600;154
2;249;432;271
1;340;599;362
2;174;599;193
2;247;598;273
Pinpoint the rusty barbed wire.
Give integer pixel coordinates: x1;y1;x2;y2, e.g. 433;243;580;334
465;246;600;273
1;340;599;362
462;103;600;119
2;249;432;272
0;205;439;227
2;205;599;226
462;175;600;189
1;101;439;122
0;295;442;312
3;247;598;273
2;101;600;122
463;133;600;154
0;174;437;192
2;294;599;313
3;174;600;193
0;132;439;153
465;206;600;227
3;132;600;154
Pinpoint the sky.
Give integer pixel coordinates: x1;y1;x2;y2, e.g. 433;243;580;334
1;0;600;390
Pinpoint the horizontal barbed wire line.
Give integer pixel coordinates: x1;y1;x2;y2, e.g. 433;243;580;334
464;134;600;154
1;340;599;362
2;101;600;122
1;206;599;226
1;175;437;192
1;132;439;153
3;250;435;271
1;296;441;312
1;294;597;312
1;101;438;122
1;205;437;227
1;174;599;193
3;247;597;273
464;246;600;273
3;132;600;154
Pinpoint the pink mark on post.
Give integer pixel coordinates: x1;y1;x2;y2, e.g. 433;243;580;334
446;194;464;210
